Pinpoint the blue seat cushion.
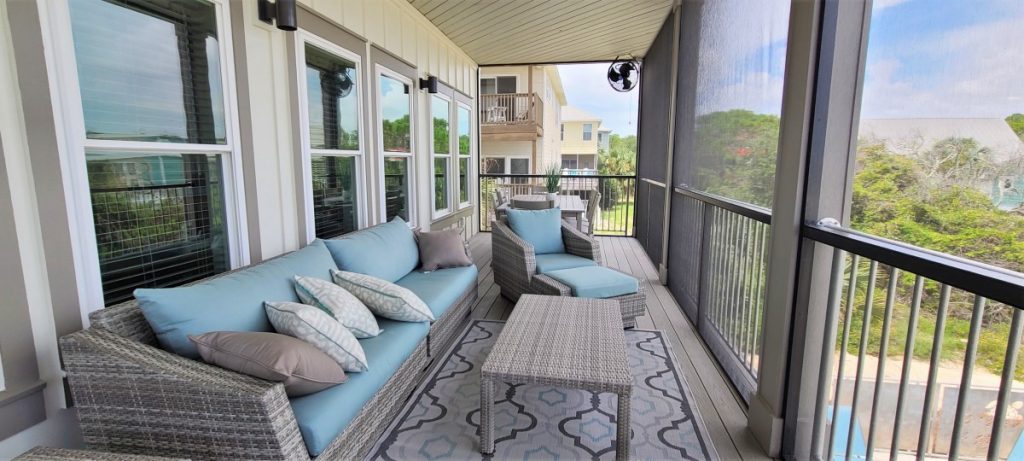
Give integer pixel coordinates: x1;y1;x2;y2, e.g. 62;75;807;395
394;265;478;318
505;208;565;255
324;218;419;283
289;319;429;456
534;253;598;274
135;240;338;358
544;266;639;299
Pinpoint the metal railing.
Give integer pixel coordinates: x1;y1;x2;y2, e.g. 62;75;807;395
671;186;772;400
479;173;636;236
479;93;543;126
807;222;1024;460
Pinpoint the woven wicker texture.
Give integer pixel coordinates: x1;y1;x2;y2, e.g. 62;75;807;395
13;447;188;461
491;219;644;328
480;295;632;460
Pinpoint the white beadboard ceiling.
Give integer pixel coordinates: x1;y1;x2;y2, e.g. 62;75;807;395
407;0;675;65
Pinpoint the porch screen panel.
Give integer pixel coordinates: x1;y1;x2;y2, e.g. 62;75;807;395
303;43;361;238
70;0;234;306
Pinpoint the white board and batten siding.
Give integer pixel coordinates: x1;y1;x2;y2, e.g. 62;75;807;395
241;0;478;260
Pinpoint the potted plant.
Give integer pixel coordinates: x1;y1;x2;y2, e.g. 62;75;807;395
543;164;561;201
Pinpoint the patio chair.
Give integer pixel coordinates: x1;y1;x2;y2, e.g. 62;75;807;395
511;198;554;210
565;188;601;236
492;190;507;220
491;212;645;328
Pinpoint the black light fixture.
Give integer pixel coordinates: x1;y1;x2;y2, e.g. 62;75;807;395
258;0;297;31
419;75;438;93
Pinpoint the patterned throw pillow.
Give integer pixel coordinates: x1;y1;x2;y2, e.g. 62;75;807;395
330;270;435;323
293;276;382;338
264;301;368;372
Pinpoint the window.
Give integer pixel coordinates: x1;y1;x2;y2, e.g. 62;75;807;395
378;70;413;223
483;157;506;174
561;123;565;141
431;95;451;215
67;0;240;306
480;76;517;94
457;105;472;208
510;158;530;175
583;123;593;141
683;0;790;208
298;39;363;240
562;157;578;169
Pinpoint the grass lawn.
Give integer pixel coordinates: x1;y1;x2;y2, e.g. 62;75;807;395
597;201;635;236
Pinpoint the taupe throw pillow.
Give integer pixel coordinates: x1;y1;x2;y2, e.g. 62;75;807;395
415;230;472;271
189;331;346;396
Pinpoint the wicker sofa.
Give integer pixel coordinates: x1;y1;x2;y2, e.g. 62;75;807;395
491;218;645;328
59;220;478;461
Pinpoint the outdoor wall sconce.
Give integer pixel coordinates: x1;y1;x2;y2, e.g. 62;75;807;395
258;0;297;31
419;75;438;93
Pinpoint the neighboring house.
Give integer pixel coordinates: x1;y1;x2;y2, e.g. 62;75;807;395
858;118;1024;210
560;106;603;175
480;65;566;175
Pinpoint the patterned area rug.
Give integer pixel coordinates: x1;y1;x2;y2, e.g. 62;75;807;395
368;320;719;460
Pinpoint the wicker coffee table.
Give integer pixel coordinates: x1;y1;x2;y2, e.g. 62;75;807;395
479;294;633;460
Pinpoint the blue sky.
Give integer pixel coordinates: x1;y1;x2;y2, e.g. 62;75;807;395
558;63;641;136
861;0;1024;119
557;0;1023;131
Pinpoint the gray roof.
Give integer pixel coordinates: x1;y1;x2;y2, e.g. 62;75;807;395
858;118;1024;164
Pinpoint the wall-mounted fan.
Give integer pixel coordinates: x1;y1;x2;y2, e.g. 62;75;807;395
334;71;354;98
607;56;640;92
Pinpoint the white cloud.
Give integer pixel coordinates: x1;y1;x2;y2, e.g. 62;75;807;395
861;15;1024;119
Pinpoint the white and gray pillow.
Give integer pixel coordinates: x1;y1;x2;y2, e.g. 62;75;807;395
293;276;381;338
330;270;435;323
264;301;368;372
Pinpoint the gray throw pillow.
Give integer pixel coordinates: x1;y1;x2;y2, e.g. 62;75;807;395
189;331;346;397
415;230;472;271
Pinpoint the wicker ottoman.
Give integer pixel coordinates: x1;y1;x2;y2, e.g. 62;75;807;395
532;266;646;328
480;295;632;460
14;447;188;460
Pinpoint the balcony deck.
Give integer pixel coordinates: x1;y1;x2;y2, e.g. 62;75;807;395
466;232;771;460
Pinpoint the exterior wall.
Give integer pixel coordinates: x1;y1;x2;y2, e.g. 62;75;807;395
0;0;478;448
562;119;601;156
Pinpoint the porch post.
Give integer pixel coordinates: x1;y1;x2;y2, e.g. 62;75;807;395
656;3;680;283
746;0;822;456
749;0;873;458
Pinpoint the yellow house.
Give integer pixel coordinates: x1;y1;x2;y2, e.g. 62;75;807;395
479;65;566;175
560;106;603;173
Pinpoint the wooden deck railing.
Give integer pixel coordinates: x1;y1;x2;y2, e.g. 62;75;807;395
479;93;543;126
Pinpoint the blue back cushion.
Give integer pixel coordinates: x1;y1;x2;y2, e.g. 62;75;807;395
324;218;419;283
135;240;338;358
506;208;565;255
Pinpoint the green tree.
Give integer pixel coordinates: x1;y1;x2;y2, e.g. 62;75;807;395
1006;113;1024;141
693;109;780;208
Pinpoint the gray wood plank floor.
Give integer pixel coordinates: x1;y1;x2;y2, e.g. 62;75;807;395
466;232;772;461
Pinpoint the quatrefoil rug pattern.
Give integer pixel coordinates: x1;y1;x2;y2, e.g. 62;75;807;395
368;320;718;460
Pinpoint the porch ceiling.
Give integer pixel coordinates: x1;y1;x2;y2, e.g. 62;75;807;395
407;0;675;65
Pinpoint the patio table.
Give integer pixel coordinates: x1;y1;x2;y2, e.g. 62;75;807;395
479;294;632;460
500;194;586;231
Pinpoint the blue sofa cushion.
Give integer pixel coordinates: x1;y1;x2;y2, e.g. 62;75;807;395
136;240;338;358
394;265;478;318
506;208;565;255
324;218;419;283
535;253;598;274
544;266;639;299
289;319;429;456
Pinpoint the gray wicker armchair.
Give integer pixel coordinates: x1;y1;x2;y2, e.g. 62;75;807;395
490;219;645;328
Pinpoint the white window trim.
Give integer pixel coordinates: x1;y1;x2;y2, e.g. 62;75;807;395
375;65;416;226
430;93;453;220
46;0;249;315
294;31;368;243
456;102;473;210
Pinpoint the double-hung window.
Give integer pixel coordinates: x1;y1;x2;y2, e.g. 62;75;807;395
583;123;593;141
296;37;364;240
457;104;472;209
378;69;413;223
431;95;452;216
66;0;242;306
